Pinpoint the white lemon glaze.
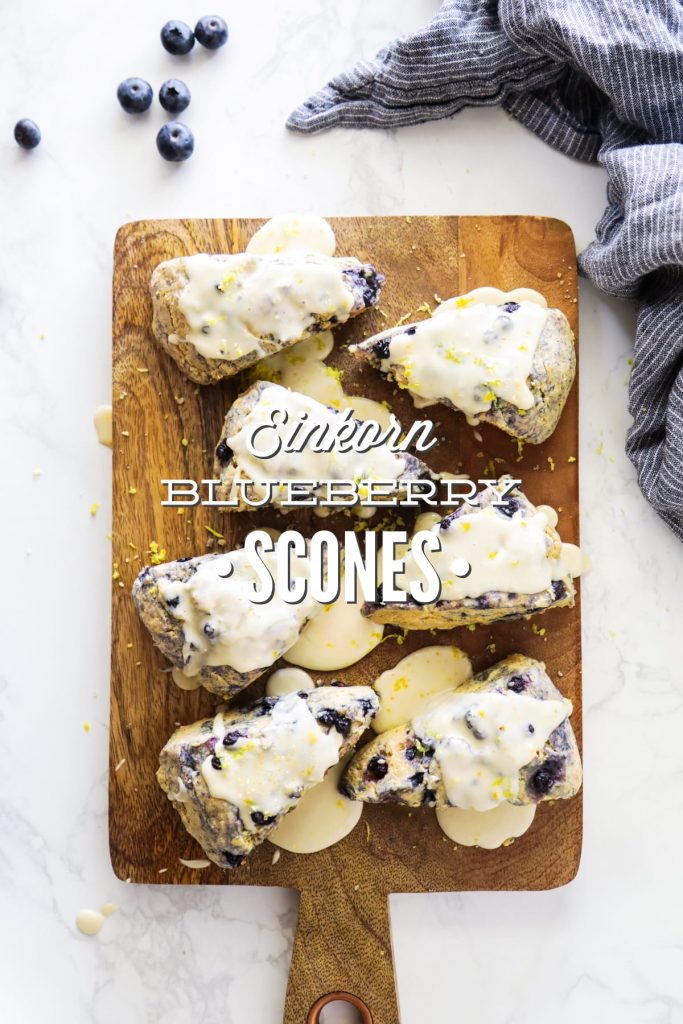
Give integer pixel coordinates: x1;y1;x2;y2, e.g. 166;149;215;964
158;544;320;676
76;909;105;936
246;214;336;257
413;690;572;811
372;645;473;734
374;289;549;422
93;405;113;448
201;692;342;828
174;252;356;361
397;504;580;601
436;802;536;848
227;384;406;503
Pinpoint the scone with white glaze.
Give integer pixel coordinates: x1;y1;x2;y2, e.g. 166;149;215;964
213;380;434;511
342;655;581;809
158;686;379;868
362;478;580;629
352;291;575;443
150;251;383;384
132;542;321;698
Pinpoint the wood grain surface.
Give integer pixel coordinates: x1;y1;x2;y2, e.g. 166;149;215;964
110;216;581;1024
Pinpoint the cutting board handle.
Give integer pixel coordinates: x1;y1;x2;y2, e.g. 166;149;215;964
284;889;398;1024
306;992;373;1023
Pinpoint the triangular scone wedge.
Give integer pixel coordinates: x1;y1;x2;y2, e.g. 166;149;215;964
212;380;434;511
132;544;321;699
352;293;575;444
158;686;379;868
150;252;383;385
362;477;580;629
342;655;581;810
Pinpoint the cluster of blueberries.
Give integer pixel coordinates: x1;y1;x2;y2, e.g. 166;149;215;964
118;16;229;162
12;16;228;162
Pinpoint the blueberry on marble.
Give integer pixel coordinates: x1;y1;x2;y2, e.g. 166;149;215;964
116;78;153;114
156;121;194;162
159;79;191;113
195;15;229;49
366;755;389;781
14;118;41;149
161;20;195;54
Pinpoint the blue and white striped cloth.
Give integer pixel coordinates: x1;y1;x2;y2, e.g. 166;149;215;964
288;0;683;540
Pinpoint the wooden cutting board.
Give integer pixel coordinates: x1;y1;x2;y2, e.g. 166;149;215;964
110;216;581;1024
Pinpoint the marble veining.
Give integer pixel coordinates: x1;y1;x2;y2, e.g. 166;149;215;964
1;1;681;1022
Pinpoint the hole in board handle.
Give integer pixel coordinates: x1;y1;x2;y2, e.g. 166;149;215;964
308;991;372;1024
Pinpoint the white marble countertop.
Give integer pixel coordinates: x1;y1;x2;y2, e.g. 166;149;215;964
2;1;681;1021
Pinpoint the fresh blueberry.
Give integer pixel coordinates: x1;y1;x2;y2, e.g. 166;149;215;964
501;301;520;313
222;730;243;747
156;122;194;162
210;754;222;770
251;811;276;827
496;498;520;518
215;440;233;465
528;758;564;797
14;119;41;150
373;338;391;360
506;674;529;693
161;20;195;55
159;79;191;114
117;78;153;114
316;710;351;736
366;755;389;781
194;15;229;49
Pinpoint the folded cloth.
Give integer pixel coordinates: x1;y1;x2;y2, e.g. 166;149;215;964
288;0;683;540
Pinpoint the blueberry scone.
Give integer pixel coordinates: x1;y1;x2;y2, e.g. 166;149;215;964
150;251;383;384
212;380;434;511
158;686;379;868
132;541;320;698
342;655;581;810
362;478;581;629
352;288;575;444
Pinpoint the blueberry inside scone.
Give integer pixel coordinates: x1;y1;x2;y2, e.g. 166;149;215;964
361;477;581;630
158;686;379;868
150;251;384;385
132;543;321;698
342;655;581;810
352;295;575;444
